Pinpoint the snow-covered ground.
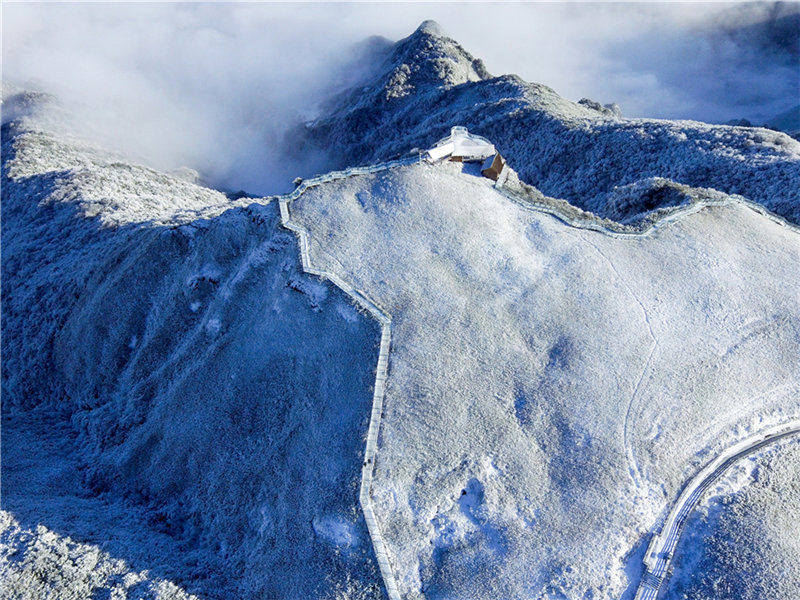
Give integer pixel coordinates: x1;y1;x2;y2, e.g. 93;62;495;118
663;438;800;600
0;512;196;600
634;422;800;600
2;91;385;599
1;406;201;600
286;159;800;599
3;51;800;600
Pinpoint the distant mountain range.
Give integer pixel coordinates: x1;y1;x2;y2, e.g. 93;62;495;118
728;104;800;139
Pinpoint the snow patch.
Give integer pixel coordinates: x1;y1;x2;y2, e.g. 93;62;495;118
335;301;360;323
312;515;358;548
287;276;329;311
204;317;221;335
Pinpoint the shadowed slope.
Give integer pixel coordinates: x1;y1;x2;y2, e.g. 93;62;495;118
1;95;385;600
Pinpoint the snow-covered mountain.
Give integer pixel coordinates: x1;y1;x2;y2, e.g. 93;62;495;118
294;20;800;224
663;440;800;600
1;88;384;600
766;104;800;139
3;19;800;600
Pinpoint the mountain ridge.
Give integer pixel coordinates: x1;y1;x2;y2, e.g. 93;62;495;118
293;20;800;224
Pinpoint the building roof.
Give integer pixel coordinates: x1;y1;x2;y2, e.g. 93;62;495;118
427;126;496;162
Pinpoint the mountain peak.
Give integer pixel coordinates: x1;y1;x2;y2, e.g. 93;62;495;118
377;21;491;98
414;19;445;37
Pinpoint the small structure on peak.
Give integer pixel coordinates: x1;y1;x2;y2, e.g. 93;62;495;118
427;126;496;162
481;153;505;181
426;126;505;182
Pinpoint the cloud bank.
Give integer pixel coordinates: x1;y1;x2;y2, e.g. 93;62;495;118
3;2;797;195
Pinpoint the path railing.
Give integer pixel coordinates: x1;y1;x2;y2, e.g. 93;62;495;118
277;158;414;600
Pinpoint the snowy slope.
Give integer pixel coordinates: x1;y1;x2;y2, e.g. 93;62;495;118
2;91;385;599
285;159;800;599
294;21;800;224
3;75;800;600
0;512;197;600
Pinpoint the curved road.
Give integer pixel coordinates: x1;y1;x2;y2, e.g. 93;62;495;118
634;421;800;600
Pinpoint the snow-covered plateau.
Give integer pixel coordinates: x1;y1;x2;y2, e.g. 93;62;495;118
284;159;799;600
2;18;800;600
